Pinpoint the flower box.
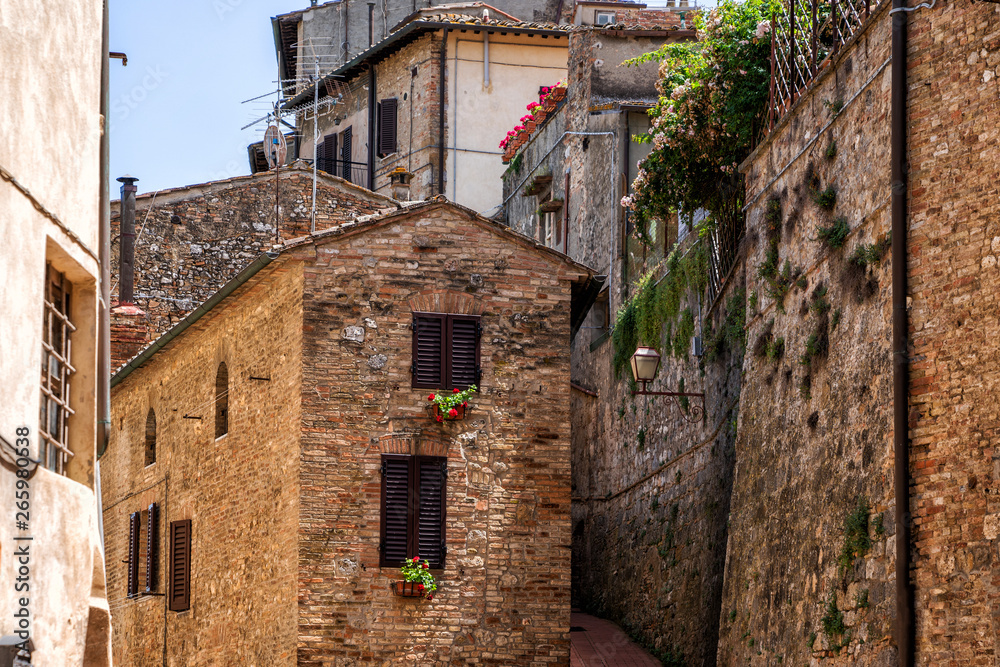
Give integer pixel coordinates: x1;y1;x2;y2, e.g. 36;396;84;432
549;87;566;103
434;403;465;421
391;581;427;597
524;120;537;133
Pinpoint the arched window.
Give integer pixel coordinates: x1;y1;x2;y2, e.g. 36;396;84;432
144;409;156;466
215;363;228;439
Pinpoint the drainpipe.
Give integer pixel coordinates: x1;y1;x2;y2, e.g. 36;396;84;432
439;27;448;196
890;0;913;662
116;175;138;304
96;1;110;533
368;64;376;190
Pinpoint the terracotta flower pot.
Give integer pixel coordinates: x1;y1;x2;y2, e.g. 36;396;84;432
543;99;558;112
549;87;566;102
533;109;547;124
392;581;426;597
524;120;537;133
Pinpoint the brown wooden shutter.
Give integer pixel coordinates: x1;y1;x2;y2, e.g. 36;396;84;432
127;512;140;598
320;133;338;175
169;519;191;611
341;127;353;181
416;457;447;569
378;98;398;156
145;502;158;594
412;313;446;389
448;315;481;389
380;455;412;567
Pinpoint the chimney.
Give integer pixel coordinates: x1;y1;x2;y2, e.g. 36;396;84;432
368;2;375;47
116;175;139;305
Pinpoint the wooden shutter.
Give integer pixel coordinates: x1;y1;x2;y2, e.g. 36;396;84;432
127;512;140;598
341;127;353;181
169;519;191;612
412;313;446;389
320;133;338;175
417;458;447;568
448;315;481;389
378;98;398;156
145;502;158;594
380;456;412;567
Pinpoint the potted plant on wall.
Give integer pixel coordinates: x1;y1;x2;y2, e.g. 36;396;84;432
392;557;438;599
427;385;477;422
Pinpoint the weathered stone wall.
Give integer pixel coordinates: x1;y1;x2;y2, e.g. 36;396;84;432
109;166;396;354
104;261;304;666
294;203;587;665
906;1;1000;659
719;5;895;663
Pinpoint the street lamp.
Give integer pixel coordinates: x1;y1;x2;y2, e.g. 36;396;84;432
630;345;705;423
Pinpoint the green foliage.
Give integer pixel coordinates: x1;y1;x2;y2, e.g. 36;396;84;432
729;609;737;622
400;557;438;597
831;307;842;330
637;427;647;451
704;288;746;362
678;377;690;412
825;139;838;159
817;217;850;249
621;0;776;237
809;286;830;316
651;496;660;512
824;98;845;117
762;259;795;313
747;289;758;314
855;589;869;610
767;336;785;360
839;496;872;572
873;513;885;537
850;232;891;267
813;185;837;210
821;592;846;639
653;645;686;667
503;151;523;177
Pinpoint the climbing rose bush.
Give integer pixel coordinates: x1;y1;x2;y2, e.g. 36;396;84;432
622;0;776;243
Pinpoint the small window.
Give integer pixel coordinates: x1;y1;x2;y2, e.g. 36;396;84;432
595;10;616;25
378;98;398;157
127;503;159;598
169;519;192;612
380;455;447;569
144;408;156;466
411;313;481;390
589;290;611;344
215;363;228;439
39;263;75;474
341;126;353;182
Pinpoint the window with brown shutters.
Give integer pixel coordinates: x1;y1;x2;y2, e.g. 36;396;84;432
378;98;398;157
127;511;140;598
380;455;447;569
411;313;481;390
145;503;159;594
127;503;161;599
340;126;353;181
169;519;192;612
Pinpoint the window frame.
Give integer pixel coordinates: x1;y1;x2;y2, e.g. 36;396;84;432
378;97;398;157
411;312;481;390
215;362;228;440
39;263;76;474
379;454;447;569
595;10;616;25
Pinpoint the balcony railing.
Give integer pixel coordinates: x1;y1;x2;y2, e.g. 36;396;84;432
769;0;875;128
315;158;370;190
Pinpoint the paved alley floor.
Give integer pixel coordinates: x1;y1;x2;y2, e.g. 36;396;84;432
569;611;662;667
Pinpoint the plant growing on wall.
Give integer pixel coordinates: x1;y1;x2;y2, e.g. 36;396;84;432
621;0;776;242
427;386;477;421
395;557;438;600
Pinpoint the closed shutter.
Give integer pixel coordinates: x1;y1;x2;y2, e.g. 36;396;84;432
412;313;446;389
169;519;191;612
321;134;338;175
341;127;353;181
127;512;140;598
380;456;412;567
145;503;158;594
417;458;447;568
378;98;398;156
448;316;480;389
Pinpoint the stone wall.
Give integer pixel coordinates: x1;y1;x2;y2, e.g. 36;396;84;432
294;202;588;665
104;261;304;666
109;165;396;357
718;4;896;663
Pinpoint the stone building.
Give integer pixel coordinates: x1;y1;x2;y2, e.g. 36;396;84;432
108;164;397;367
279;11;571;213
0;1;113;664
103;199;598;665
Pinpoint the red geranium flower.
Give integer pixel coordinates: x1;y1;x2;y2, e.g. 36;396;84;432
417;584;424;590
428;394;435;401
436;415;443;422
462;401;467;407
453;388;460;393
426;593;434;601
423;562;429;569
448;408;458;418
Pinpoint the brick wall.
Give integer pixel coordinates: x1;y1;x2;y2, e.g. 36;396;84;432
104;261;305;666
109;165;396;356
906;1;1000;659
295;202;585;665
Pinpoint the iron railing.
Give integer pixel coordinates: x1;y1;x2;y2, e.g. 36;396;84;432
706;208;744;308
315;158;370;190
769;0;874;128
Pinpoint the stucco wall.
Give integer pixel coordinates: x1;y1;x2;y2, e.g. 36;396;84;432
104;261;304;666
0;0;110;663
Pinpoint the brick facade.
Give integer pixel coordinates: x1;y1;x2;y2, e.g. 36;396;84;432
106;200;593;665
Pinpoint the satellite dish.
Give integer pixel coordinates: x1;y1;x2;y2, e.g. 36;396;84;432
264;125;287;169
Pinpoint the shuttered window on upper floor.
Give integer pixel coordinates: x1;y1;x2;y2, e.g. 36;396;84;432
378;98;398;157
411;313;481;390
169;519;191;612
380;454;447;569
127;502;159;598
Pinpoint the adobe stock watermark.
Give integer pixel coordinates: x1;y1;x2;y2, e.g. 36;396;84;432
213;0;246;21
110;65;170;126
12;426;33;653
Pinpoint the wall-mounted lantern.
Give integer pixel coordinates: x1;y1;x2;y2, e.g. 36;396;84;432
630;345;705;423
389;166;414;201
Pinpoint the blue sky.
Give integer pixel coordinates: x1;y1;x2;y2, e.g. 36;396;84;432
109;0;305;196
